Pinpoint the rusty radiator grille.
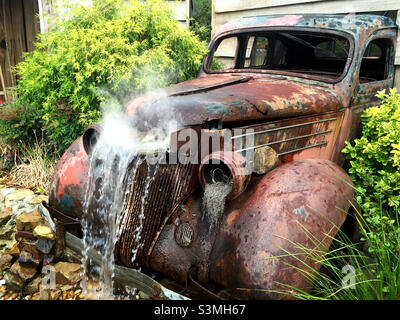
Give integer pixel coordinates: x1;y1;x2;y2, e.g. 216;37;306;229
232;113;341;157
115;157;195;268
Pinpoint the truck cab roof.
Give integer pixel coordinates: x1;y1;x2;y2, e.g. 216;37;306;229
215;14;397;39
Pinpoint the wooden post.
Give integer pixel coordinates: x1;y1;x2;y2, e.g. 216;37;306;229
0;64;7;101
395;10;400;91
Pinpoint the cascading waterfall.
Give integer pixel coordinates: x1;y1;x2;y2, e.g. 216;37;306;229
79;100;176;299
78;92;181;299
81;141;163;299
81;138;138;299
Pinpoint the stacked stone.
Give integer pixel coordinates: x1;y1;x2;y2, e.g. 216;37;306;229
0;187;83;300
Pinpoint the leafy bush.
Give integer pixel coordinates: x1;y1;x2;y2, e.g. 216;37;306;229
343;88;400;217
343;88;400;265
0;0;207;154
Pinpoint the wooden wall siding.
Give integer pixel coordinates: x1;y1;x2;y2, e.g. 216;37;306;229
24;0;40;52
0;0;39;96
396;12;400;66
215;0;325;14
213;0;400;27
214;0;400;17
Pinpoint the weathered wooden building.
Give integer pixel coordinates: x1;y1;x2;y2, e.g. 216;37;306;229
0;0;39;101
0;0;192;101
211;0;400;90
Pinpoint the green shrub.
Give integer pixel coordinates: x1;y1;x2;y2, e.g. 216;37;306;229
342;88;400;261
0;0;207;154
343;88;400;217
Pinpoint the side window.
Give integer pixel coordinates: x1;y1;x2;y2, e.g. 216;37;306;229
245;36;268;68
315;39;349;59
359;38;392;83
210;37;238;71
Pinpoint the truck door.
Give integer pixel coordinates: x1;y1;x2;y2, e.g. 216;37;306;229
349;30;397;141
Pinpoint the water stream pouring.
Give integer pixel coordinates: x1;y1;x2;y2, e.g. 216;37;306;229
81;138;139;299
79;104;171;299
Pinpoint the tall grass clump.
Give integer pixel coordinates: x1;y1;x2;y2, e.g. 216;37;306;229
267;206;400;300
5;133;57;192
0;0;207;155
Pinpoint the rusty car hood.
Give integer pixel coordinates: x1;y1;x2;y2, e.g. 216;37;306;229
126;75;342;127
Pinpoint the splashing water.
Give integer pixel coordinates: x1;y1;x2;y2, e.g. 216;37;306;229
81;138;137;299
202;181;232;232
80;103;174;299
129;163;159;268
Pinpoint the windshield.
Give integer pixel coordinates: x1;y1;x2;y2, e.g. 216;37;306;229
206;30;351;82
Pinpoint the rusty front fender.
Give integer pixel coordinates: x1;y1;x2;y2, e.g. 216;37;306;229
49;136;89;219
209;158;354;299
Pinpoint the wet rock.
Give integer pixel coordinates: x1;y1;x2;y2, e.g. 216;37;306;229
11;292;19;300
31;292;40;300
15;231;35;242
5;189;34;207
0;239;16;255
0;220;15;240
4;242;20;257
24;276;43;295
42;255;55;266
54;262;82;285
10;261;37;282
3;271;24;291
61;247;81;264
49;289;62;300
28;195;49;205
18;244;43;267
35;238;55;254
16;210;44;231
59;284;73;291
0;207;12;226
0;193;5;205
138;291;151;300
33;225;55;241
0;254;13;271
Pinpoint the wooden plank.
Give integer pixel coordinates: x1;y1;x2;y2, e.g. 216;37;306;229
23;0;39;52
215;0;325;14
213;0;400;30
394;66;400;91
215;0;400;15
0;1;7;96
1;0;16;88
65;232;190;300
9;0;27;71
396;11;400;66
32;0;40;36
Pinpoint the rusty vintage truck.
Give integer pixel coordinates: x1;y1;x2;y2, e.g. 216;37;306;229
45;14;398;299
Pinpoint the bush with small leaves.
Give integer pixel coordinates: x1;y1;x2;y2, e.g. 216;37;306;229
0;0;207;155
